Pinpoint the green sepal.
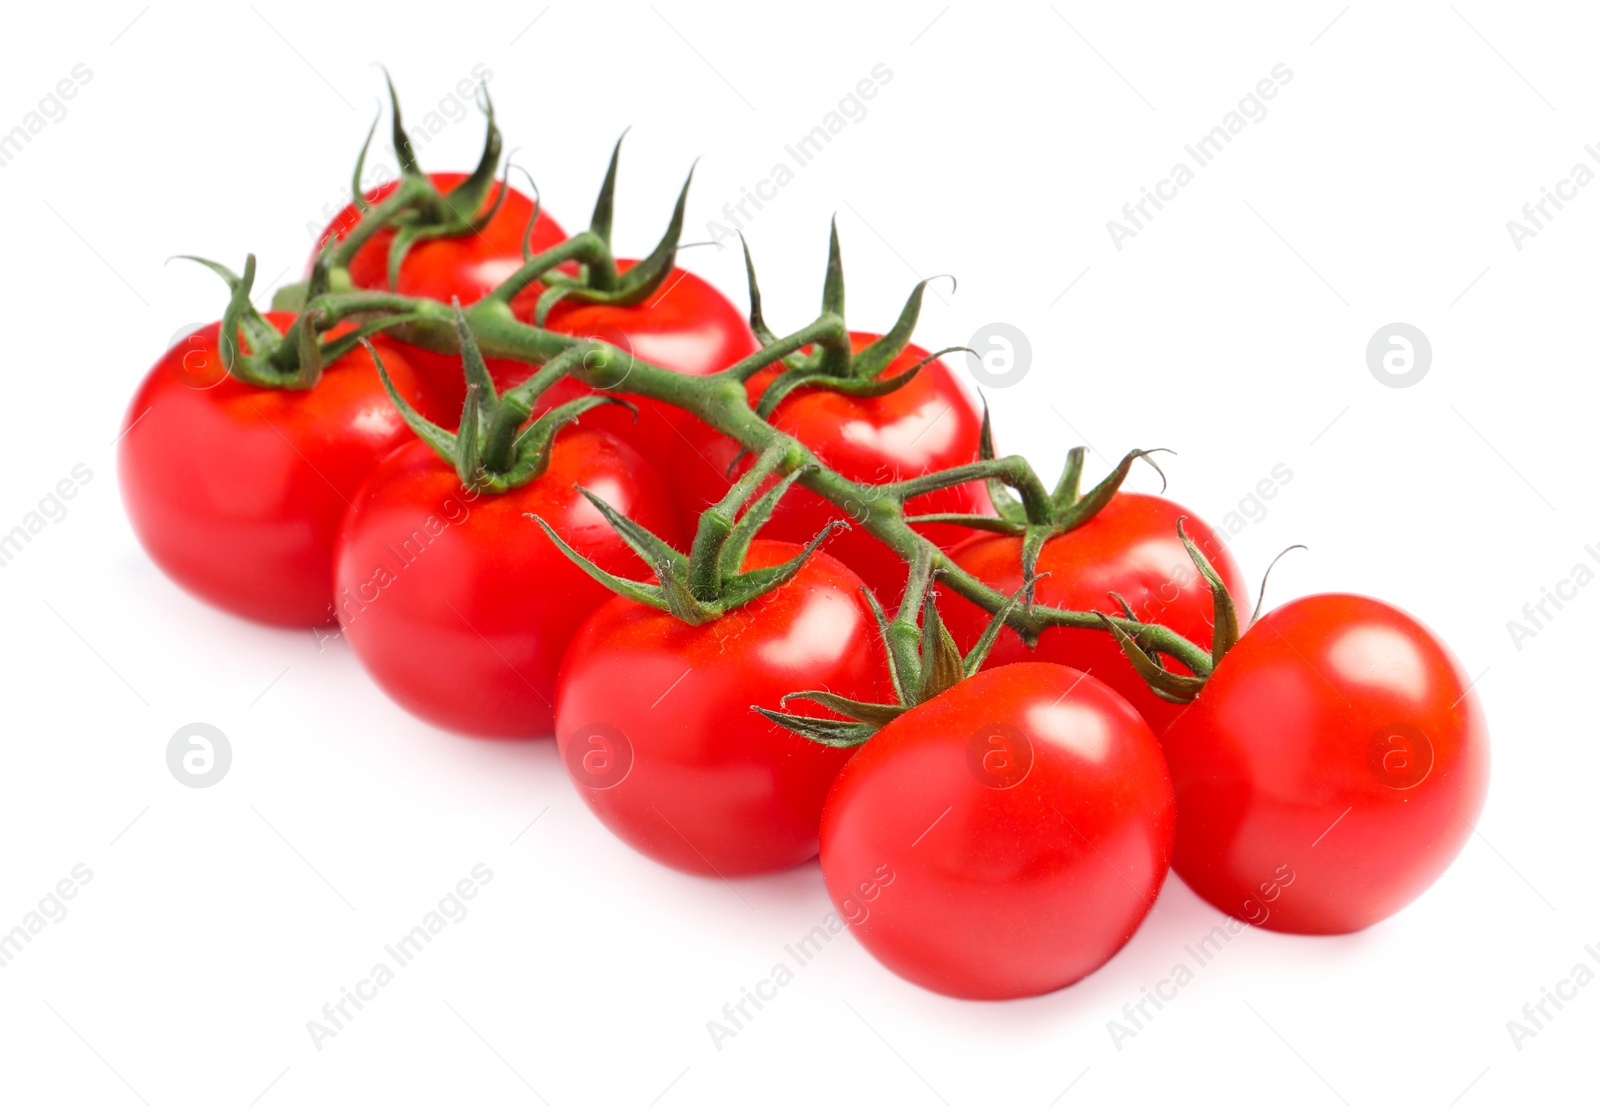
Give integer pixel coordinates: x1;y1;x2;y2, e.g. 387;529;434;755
717;467;811;582
573;485;687;575
961;580;1031;674
531;161;696;325
914;590;966;704
584;130;628;291
526;514;672;612
740;234;781;349
1056;448;1170;530
902;512;1026;536
781;690;907;728
1176;517;1241;664
534;447;829;626
1096;612;1207;703
752;708;881;749
367;303;603;493
978;402;1025;523
754;344;959;421
719;522;847;611
852;275;954;381
860;587;909;706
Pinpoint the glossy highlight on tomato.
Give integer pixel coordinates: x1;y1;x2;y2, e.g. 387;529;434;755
333;430;681;739
671;335;991;604
1161;594;1490;934
554;541;890;877
944;493;1247;735
820;662;1174;999
119;314;427;628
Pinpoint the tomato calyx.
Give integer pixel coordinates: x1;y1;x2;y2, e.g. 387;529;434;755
514;134;699;325
1095;518;1285;705
174;253;423;391
736;222;965;418
756;555;1026;748
371;302;624;493
531;443;845;625
908;406;1171;607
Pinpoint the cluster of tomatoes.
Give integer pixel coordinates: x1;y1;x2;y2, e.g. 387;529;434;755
119;92;1489;1001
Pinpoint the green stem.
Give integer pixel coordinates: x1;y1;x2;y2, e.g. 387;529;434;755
301;290;1214;677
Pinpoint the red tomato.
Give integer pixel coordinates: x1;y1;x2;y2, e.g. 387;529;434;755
670;334;991;604
943;494;1247;736
509;260;759;467
1161;594;1490;934
313;172;569;413
333;430;681;739
554;540;891;877
119;314;427;628
820;662;1174;999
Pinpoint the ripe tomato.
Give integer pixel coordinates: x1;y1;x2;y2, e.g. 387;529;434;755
1161;594;1490;934
509;260;759;467
313;172;569;412
670;335;991;604
943;495;1247;736
820;662;1174;999
554;540;891;877
119;315;428;628
333;430;681;739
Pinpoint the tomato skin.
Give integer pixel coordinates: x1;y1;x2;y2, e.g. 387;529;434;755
509;261;759;468
943;494;1248;736
118;314;427;628
820;663;1174;1000
670;335;991;604
333;431;681;739
313;172;569;416
554;541;891;877
1161;594;1490;934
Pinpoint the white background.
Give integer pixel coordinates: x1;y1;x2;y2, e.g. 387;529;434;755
0;2;1592;1109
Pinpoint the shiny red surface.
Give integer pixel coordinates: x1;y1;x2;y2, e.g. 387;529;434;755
554;541;890;877
119;314;427;628
1162;594;1490;934
821;663;1174;999
670;335;991;604
333;432;681;739
944;493;1248;735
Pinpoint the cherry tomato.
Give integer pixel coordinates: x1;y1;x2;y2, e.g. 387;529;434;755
1161;593;1490;934
510;260;759;467
670;335;991;604
820;662;1174;999
333;430;681;739
943;494;1247;736
313;172;569;413
554;540;891;877
119;314;428;628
